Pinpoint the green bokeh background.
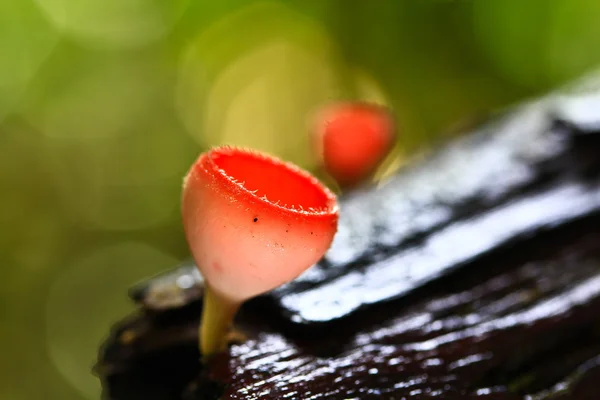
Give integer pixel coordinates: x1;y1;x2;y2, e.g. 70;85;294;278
2;1;600;398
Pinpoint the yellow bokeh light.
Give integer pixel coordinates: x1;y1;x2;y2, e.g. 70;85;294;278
177;2;344;168
208;39;340;167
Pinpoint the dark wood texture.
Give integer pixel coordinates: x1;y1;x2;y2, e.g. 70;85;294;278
97;80;600;399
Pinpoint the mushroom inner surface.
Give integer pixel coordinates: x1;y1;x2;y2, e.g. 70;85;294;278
211;150;332;212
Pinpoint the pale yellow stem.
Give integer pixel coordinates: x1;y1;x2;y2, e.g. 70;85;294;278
199;284;241;358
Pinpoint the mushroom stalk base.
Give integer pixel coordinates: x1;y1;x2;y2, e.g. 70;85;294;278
199;285;240;358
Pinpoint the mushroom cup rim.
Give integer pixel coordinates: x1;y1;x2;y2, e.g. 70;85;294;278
193;146;339;220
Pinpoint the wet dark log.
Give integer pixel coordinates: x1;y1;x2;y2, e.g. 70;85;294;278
97;78;600;399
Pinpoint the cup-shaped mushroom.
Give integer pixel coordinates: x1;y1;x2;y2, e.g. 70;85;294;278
183;147;339;356
183;146;339;303
314;102;396;188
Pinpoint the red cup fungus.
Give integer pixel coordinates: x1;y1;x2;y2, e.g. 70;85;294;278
182;146;339;357
314;102;396;188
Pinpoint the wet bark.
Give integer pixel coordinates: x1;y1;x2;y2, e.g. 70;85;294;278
97;79;600;399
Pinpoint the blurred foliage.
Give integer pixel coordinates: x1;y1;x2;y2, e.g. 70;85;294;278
1;0;600;398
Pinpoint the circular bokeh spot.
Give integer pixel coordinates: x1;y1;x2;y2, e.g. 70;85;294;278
34;0;189;48
27;55;164;140
177;2;343;169
208;39;339;167
46;242;179;399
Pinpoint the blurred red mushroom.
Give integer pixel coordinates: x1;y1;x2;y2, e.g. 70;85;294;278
314;102;396;188
182;146;339;357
